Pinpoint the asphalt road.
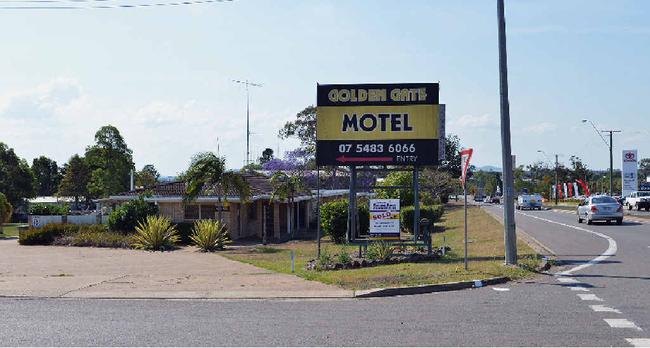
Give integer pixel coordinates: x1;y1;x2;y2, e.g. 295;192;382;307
1;208;648;346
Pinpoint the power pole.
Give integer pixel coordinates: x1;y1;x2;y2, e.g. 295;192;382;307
602;130;621;195
233;79;262;166
497;0;517;265
555;154;559;205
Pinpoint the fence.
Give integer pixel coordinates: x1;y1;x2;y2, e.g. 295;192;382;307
28;214;105;228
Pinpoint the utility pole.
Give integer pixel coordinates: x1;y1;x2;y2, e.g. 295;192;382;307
233;79;262;166
602;130;621;195
555;154;559;205
497;0;517;265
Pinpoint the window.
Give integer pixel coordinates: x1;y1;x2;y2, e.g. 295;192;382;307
592;197;616;204
247;203;257;220
201;205;215;220
184;205;199;220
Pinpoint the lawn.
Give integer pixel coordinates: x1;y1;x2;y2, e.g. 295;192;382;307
222;205;541;290
0;223;23;238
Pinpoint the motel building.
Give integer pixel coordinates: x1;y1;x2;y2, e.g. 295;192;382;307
100;172;348;241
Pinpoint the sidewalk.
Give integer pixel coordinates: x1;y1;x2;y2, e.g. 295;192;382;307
0;240;353;299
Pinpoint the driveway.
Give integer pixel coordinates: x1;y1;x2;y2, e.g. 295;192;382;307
0;240;352;299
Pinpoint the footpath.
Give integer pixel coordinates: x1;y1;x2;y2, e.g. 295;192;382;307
0;239;353;299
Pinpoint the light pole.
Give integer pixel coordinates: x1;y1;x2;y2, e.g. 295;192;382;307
581;119;621;195
233;79;263;166
538;150;560;205
497;0;517;265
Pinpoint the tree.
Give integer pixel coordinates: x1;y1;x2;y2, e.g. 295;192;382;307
135;164;160;188
181;152;250;221
569;155;591;182
259;148;274;165
439;134;463;178
85;125;134;197
639;158;650;183
279;105;316;154
58;154;91;208
0;142;36;207
0;192;13;233
31;156;62;196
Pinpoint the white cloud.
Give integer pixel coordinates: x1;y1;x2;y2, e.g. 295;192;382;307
0;78;82;120
522;122;557;134
450;114;494;129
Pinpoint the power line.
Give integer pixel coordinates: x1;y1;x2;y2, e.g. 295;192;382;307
0;0;232;10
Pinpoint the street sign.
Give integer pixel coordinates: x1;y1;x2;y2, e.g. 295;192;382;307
622;149;638;197
369;199;400;239
460;148;473;184
316;83;443;166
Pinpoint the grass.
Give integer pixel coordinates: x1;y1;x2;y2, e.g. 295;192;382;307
222;205;541;290
0;223;23;238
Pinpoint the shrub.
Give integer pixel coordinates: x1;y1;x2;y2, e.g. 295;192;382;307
108;196;159;232
28;203;68;216
336;246;352;264
174;222;194;245
55;226;132;248
0;193;12;233
131;215;179;251
400;204;444;234
320;199;369;244
19;223;79;245
315;248;333;271
190;219;231;252
366;240;393;261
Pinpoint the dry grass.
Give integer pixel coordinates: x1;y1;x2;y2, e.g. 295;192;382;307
222;205;540;290
0;223;22;238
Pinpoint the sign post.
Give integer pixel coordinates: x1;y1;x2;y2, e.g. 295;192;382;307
460;148;473;270
369;199;400;239
622;150;638;198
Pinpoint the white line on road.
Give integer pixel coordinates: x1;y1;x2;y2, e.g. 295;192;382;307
578;294;603;301
557;277;579;283
590;305;621;313
491;287;510;292
515;210;618;276
626;338;650;347
604;319;642;331
569;286;590;291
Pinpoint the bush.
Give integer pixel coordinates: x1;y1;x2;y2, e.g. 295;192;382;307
336;246;352;264
174;222;194;245
400;205;444;234
108;196;158;232
190;219;231;252
366;240;393;261
315;248;333;271
320;199;369;244
131;215;179;251
28;203;68;216
54;225;132;248
0;192;12;225
19;223;79;245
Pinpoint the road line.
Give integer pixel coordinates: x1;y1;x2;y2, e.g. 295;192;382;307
557;277;578;283
569;286;590;291
491;287;510;292
578;294;603;301
604;319;642;331
515;210;617;276
626;338;650;347
590;305;621;313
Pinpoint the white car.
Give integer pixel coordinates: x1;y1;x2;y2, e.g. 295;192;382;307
626;191;650;211
516;194;543;210
577;195;623;225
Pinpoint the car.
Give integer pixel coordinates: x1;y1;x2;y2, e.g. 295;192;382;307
577;195;623;225
491;196;501;204
483;196;492;203
474;194;485;202
626;191;650;211
516;194;543;210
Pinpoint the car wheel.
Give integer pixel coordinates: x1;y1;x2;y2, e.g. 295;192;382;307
628;204;632;210
616;218;623;225
587;219;593;225
577;216;583;223
646;207;649;211
637;205;641;211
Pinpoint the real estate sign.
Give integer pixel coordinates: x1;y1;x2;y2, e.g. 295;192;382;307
369;199;400;239
316;83;444;166
622;149;638;197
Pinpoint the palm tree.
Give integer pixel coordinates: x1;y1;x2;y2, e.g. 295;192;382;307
182;152;250;222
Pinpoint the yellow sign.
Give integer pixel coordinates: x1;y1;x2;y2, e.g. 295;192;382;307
317;104;439;141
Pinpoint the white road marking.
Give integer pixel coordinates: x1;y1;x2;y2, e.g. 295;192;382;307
491;287;510;292
515;210;618;276
557;277;579;283
604;319;642;331
589;305;621;313
569;286;590;291
626;338;650;347
578;294;603;301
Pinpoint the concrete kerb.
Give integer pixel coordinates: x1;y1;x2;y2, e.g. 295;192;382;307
353;276;510;298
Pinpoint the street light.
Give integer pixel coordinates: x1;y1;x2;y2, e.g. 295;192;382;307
538;150;560;205
581;119;621;195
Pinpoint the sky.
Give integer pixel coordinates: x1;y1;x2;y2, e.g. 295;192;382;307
0;0;649;176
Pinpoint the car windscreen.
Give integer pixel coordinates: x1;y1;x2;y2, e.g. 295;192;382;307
592;197;617;204
638;192;650;197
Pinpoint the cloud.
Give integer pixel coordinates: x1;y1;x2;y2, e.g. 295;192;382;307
0;78;82;120
521;122;557;134
450;114;494;129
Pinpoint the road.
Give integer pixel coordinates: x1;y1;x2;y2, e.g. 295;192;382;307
1;208;648;346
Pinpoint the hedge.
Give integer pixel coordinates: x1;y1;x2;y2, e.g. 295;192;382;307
28;203;69;216
108;196;158;233
400;205;444;234
20;223;132;248
320;199;369;244
19;223;80;245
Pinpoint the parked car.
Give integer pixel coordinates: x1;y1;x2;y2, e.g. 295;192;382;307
474;194;485;202
626;191;650;211
577;195;623;225
491;196;501;204
483;196;492;203
516;194;543;210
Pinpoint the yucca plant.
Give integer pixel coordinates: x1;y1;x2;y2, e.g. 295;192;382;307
190;219;231;252
366;241;394;262
132;215;179;251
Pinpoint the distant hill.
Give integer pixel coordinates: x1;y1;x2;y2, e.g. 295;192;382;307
477;165;502;172
159;175;178;182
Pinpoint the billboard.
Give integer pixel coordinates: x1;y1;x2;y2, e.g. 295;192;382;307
622;149;638;197
369;199;400;239
316;83;444;166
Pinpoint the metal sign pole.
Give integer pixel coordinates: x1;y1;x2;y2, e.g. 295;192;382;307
317;166;321;257
413;166;420;242
464;181;468;270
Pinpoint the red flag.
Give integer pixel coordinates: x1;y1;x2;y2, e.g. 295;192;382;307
568;182;574;197
576;179;591;196
460;148;473;185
